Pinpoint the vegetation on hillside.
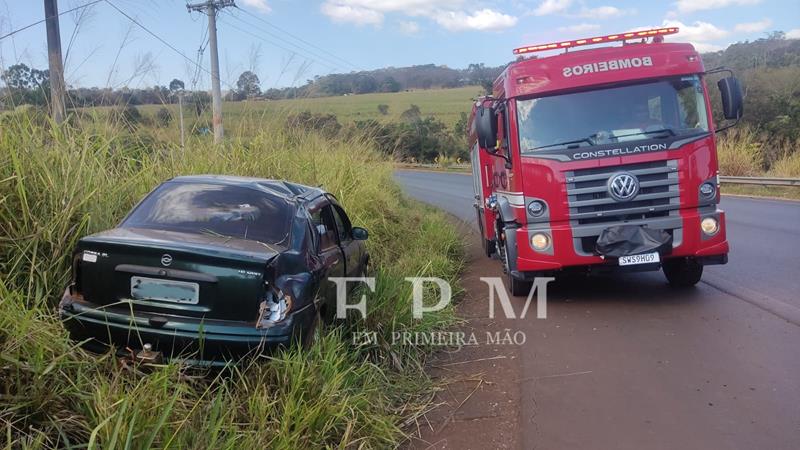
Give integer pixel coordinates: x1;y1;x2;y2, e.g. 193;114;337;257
0;111;463;447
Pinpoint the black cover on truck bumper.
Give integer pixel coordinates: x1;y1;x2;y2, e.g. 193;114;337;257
595;225;673;257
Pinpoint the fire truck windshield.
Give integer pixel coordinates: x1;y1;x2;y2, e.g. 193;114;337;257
518;75;709;153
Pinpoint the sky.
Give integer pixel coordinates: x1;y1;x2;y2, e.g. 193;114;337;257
1;0;798;91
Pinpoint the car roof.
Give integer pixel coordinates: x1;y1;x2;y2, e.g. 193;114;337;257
168;175;327;203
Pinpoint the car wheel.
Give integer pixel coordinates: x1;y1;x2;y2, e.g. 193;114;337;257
663;258;703;288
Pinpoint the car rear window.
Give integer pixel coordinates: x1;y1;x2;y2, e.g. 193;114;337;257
122;181;293;244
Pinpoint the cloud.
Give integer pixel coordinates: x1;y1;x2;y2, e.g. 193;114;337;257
239;0;271;13
320;1;517;32
531;0;572;16
673;0;761;14
557;23;600;33
690;42;725;52
734;18;772;33
321;3;384;26
662;20;729;41
645;20;729;52
576;6;631;19
434;9;517;31
787;29;800;39
398;20;420;34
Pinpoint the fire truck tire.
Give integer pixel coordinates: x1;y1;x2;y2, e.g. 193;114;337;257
484;238;496;258
509;274;533;297
501;236;532;296
478;219;496;257
662;258;703;287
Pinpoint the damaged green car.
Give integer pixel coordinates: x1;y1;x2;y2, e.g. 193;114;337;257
60;175;369;366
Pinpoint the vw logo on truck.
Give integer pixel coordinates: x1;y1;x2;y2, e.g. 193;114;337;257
607;172;640;201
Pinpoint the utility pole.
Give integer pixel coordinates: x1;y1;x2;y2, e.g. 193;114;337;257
43;0;66;123
187;0;234;144
178;92;185;148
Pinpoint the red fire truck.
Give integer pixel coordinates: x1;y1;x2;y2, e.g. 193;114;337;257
469;28;743;295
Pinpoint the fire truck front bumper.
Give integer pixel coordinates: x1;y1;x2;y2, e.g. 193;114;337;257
510;208;729;278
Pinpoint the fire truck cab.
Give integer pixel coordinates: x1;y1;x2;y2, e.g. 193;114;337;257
469;28;743;295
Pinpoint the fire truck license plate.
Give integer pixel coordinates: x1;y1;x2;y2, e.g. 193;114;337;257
618;252;660;266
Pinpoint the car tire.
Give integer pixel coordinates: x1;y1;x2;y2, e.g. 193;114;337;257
663;258;703;288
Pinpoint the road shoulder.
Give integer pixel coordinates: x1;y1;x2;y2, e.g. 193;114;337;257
408;221;522;450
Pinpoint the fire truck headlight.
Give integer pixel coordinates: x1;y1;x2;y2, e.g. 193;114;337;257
701;217;719;236
531;233;551;251
527;200;546;217
699;182;716;199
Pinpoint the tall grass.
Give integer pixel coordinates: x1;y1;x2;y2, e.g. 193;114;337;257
0;111;463;448
769;149;800;177
716;127;764;176
716;125;800;177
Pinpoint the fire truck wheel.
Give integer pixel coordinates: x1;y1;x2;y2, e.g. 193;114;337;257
501;236;533;296
662;258;703;288
508;274;533;297
484;238;496;258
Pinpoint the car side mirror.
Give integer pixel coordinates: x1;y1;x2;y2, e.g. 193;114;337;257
352;227;368;240
476;105;498;153
717;76;743;120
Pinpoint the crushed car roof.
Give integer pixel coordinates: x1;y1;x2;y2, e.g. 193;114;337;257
169;175;327;202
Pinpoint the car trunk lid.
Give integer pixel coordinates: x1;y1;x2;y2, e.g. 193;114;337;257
75;227;281;322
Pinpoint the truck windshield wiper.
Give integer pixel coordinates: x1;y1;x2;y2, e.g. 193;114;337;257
528;137;595;151
612;127;677;140
528;128;679;152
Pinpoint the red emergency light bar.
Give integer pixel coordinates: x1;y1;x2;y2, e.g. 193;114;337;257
513;27;679;55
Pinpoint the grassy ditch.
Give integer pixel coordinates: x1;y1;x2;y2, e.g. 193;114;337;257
0;113;463;448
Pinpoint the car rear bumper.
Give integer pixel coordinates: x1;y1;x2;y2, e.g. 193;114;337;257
59;290;314;367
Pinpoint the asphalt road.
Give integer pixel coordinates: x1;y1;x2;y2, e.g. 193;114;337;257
396;169;800;450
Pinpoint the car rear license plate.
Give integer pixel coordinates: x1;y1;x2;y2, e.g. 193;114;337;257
130;276;199;304
618;252;660;266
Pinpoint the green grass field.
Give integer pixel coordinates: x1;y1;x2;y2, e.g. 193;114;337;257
137;86;482;129
0;111;464;448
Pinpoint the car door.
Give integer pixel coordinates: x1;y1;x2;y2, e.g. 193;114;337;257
309;203;346;307
330;202;362;277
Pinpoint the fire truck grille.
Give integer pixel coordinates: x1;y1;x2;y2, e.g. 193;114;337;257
565;159;679;223
564;159;682;255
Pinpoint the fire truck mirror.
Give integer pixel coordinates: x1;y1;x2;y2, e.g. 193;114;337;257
717;76;743;120
476;106;498;152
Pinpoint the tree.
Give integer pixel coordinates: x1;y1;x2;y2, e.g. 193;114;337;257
380;77;401;93
1;64;50;106
169;78;185;93
236;71;261;99
352;74;378;94
2;64;47;90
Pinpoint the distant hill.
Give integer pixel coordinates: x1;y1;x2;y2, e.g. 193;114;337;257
263;63;503;99
701;32;800;71
699;33;800;149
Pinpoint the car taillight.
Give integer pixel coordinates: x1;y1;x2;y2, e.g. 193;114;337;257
256;284;293;327
71;253;83;295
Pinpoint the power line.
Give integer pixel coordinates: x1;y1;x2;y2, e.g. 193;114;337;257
104;0;208;75
234;6;362;72
0;0;105;41
219;13;339;72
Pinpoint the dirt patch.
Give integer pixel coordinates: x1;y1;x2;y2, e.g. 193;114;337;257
408;221;522;450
